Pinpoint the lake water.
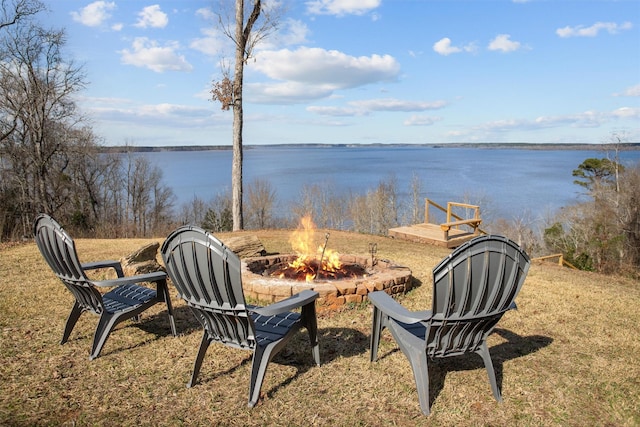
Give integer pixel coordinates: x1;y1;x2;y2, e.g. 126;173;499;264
142;145;640;222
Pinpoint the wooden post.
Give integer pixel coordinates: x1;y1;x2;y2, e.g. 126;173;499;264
425;199;430;224
474;206;480;235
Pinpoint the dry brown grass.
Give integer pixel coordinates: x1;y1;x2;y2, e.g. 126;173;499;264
1;230;639;426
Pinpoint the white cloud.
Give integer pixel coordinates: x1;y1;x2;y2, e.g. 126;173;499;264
278;19;311;46
119;37;193;73
349;98;447;112
476;107;638;133
81;96;223;128
556;21;632;38
611;107;640;119
248;48;400;103
70;1;116;27
247;81;336;104
307;106;364;116
138;103;207;119
257;18;312;50
306;98;446;118
191;8;231;56
253;47;400;88
433;38;461;56
89;103;221;128
306;0;381;16
111;23;123;31
483;114;594;131
446;130;468;137
488;34;522;52
614;84;640;97
134;5;169;29
190;28;227;57
403;115;442;126
196;7;216;21
433;38;477;56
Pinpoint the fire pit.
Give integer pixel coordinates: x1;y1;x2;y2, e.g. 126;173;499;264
240;216;413;309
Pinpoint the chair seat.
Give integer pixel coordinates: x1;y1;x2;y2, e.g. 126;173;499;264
251;310;302;345
394;320;426;340
103;284;157;314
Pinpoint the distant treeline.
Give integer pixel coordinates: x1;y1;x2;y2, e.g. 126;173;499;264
98;142;640;153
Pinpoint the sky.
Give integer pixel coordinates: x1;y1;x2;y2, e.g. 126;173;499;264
45;0;640;147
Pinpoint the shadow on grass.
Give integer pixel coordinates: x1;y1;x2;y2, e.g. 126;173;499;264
316;326;369;362
140;308;369;403
408;276;424;292
80;305;198;358
259;326;369;402
430;329;552;403
376;328;553;406
141;304;201;336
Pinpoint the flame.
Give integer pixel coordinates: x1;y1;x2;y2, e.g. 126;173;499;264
286;215;343;282
289;215;316;255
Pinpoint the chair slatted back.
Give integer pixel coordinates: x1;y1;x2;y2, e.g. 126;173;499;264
34;214;105;314
161;226;256;350
426;235;530;358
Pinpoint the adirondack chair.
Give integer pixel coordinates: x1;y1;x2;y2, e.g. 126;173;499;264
161;225;320;408
369;235;530;415
34;214;176;360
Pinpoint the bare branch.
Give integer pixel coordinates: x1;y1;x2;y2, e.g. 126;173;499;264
0;0;46;31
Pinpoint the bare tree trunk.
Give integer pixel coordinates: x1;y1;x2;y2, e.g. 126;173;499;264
230;0;262;231
231;0;246;231
212;0;277;231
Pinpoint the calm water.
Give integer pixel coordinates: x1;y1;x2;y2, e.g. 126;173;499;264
142;146;640;221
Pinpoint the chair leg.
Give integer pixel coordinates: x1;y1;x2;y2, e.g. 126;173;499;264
248;344;275;408
157;279;177;336
405;347;431;416
90;313;119;360
61;301;83;345
478;343;502;402
302;303;320;366
390;325;431;416
188;331;211;388
369;305;384;362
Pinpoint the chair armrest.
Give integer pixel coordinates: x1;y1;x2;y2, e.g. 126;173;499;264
82;260;124;278
252;290;319;316
90;271;167;288
368;291;432;324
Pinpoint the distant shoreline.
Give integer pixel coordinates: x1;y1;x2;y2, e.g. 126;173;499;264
99;142;640;154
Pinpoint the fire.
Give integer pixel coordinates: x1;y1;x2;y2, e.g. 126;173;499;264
289;215;318;255
278;215;344;282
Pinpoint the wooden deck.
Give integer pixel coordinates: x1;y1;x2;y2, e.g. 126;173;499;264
388;223;480;249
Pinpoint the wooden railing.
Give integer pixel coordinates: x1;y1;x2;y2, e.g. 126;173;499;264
532;254;578;270
424;199;485;240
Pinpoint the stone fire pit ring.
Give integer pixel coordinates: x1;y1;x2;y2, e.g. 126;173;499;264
241;254;413;310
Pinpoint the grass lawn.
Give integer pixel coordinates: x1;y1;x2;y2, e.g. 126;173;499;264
1;229;639;426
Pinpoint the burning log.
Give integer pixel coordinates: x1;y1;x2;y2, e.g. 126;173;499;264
267;257;368;282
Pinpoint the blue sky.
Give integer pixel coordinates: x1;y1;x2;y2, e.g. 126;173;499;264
47;0;639;146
